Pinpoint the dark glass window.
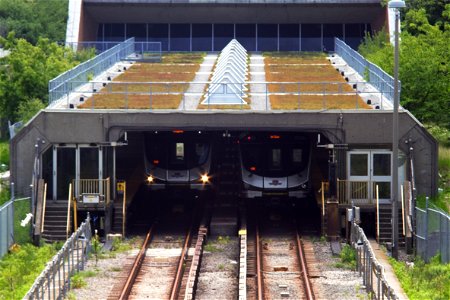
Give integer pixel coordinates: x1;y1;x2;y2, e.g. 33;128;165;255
192;24;212;51
258;24;277;51
57;148;75;199
323;24;343;51
345;23;366;49
214;24;234;50
269;148;282;170
301;24;322;51
148;24;169;51
350;154;368;176
97;24;104;41
373;154;391;176
104;23;125;41
42;148;53;200
170;24;190;51
126;23;146;41
80;148;99;179
279;24;299;51
236;24;256;51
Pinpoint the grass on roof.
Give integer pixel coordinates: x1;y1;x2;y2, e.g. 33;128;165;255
79;53;204;109
270;94;371;110
78;94;183;109
263;52;369;110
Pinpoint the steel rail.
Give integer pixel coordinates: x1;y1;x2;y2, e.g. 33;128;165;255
118;226;154;300
296;232;314;300
256;223;263;300
169;223;194;300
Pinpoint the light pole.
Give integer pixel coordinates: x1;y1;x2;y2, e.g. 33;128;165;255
388;0;405;260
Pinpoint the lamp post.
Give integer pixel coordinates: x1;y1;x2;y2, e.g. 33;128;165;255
388;0;405;260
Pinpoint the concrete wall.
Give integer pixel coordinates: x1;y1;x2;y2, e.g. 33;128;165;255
11;110;437;198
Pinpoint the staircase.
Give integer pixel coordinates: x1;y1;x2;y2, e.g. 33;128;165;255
209;138;240;235
42;201;70;242
378;204;405;247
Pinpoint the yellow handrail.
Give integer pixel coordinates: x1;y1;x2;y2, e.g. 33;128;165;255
66;183;72;239
41;183;47;233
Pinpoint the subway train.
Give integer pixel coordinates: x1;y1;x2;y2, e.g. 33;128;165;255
144;130;212;190
238;132;312;199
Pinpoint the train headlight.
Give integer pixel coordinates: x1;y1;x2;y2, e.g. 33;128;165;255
147;175;154;184
201;174;209;184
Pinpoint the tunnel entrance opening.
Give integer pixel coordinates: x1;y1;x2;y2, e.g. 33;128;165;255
116;130;329;237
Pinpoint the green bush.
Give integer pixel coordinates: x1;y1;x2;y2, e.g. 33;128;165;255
0;243;57;299
335;244;357;270
0;140;9;167
390;255;450;300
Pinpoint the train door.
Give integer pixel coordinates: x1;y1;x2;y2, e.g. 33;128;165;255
346;150;392;204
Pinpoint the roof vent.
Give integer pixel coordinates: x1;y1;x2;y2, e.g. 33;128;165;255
202;39;248;105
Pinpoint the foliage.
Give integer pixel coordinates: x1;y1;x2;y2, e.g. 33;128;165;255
358;13;450;129
91;231;101;266
0;33;95;124
0;140;8;167
71;270;97;289
335;244;357;270
389;255;450;300
14;198;32;244
0;0;68;44
204;243;220;253
0;243;57;300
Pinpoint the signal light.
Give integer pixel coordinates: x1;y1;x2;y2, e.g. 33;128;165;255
173;130;184;134
247;136;252;140
250;166;256;171
147;175;154;183
153;160;159;165
201;174;209;184
270;135;280;139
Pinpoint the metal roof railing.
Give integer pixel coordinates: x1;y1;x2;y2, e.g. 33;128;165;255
48;38;136;105
335;38;399;103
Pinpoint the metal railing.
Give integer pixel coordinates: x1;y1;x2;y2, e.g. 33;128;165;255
337;180;397;205
73;178;111;206
48;38;136;104
24;215;92;300
415;202;450;263
335;38;399;102
65;41;162;59
55;80;389;111
351;221;399;300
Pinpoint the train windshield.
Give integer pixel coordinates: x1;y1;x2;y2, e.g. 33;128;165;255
145;133;210;170
241;134;309;177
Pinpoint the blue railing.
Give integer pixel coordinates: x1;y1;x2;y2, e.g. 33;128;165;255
335;38;399;102
48;38;136;105
65;41;162;56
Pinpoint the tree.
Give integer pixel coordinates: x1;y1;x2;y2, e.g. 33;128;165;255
0;0;68;44
0;33;94;124
359;10;450;128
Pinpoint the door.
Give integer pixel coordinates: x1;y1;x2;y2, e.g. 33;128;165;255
347;151;392;203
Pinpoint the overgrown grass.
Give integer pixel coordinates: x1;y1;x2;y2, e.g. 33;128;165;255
0;140;9;168
389;255;450;300
14;198;32;244
0;243;57;299
71;270;98;289
334;244;357;270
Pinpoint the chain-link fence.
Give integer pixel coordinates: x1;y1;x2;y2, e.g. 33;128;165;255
415;205;450;263
0;197;32;258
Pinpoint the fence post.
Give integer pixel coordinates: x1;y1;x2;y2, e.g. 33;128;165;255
425;197;429;261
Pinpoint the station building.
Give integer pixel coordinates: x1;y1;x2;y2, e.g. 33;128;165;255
11;0;437;243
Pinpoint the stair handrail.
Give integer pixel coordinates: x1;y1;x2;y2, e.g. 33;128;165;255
66;183;72;239
40;183;47;233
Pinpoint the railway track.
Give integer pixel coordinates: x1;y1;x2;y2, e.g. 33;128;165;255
244;208;315;300
108;212;207;300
